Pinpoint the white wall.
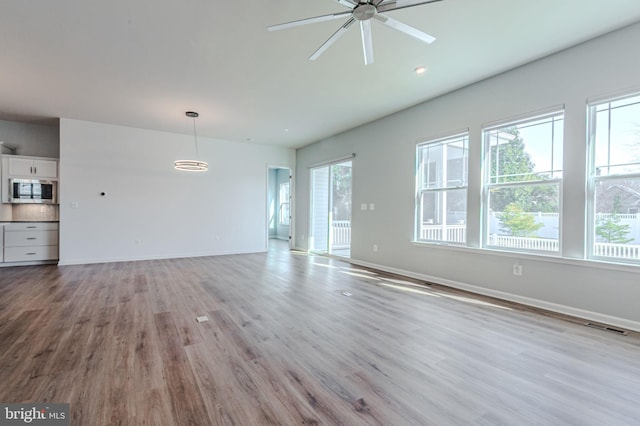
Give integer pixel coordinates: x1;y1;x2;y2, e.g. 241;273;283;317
296;22;640;331
59;119;294;264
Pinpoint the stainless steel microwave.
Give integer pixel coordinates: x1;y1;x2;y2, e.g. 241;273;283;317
8;178;58;204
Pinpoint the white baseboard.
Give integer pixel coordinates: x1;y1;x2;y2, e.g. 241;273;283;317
58;248;266;266
349;258;640;333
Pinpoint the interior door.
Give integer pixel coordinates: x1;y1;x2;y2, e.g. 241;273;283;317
267;166;293;250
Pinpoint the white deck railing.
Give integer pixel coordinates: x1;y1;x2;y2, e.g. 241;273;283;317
420;224;466;242
332;220;640;259
332;220;351;248
421;224;640;259
487;235;559;251
593;242;640;259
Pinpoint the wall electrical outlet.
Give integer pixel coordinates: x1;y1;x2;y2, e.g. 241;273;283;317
361;203;368;210
373;244;378;252
513;263;523;276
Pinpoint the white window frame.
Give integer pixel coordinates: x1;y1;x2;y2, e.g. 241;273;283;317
587;92;640;264
415;132;469;244
482;110;564;254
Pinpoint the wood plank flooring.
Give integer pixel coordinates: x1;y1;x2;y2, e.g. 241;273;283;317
1;242;640;425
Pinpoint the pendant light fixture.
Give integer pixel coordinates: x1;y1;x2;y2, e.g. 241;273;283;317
174;111;208;172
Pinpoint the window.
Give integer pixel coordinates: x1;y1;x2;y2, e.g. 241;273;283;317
416;133;469;244
279;181;290;225
483;111;563;253
588;93;640;262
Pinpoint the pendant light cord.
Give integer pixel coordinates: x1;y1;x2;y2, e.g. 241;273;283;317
192;116;199;158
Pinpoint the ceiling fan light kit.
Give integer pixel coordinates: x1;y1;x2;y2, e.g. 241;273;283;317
268;0;442;65
175;111;208;172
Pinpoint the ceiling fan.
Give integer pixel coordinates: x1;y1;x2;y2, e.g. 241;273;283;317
268;0;442;65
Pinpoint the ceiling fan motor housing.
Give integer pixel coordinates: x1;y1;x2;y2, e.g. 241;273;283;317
353;4;377;21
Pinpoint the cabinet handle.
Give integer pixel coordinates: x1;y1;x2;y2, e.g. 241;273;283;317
34;167;37;174
26;237;38;240
26;253;37;255
26;226;37;229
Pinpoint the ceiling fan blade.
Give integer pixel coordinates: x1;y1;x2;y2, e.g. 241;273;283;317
268;11;352;31
377;0;443;14
373;14;436;44
334;0;358;7
360;20;374;65
309;18;356;61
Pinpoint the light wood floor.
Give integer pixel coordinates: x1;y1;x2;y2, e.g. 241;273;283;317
1;243;640;425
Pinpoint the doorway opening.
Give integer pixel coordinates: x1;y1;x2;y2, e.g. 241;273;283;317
267;166;292;251
310;159;352;258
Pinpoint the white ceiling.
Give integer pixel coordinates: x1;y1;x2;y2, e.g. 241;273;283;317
1;0;640;149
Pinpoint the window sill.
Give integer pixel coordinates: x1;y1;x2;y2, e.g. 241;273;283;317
411;240;640;273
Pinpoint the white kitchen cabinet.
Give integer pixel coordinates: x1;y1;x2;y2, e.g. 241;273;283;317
3;222;59;262
7;156;58;178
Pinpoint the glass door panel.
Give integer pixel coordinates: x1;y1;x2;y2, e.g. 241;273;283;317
330;161;352;257
310;167;330;253
310;161;352;257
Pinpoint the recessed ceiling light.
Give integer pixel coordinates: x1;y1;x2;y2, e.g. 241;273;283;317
284;128;289;132
414;66;428;75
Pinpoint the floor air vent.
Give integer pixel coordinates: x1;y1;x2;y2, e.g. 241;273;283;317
585;322;628;335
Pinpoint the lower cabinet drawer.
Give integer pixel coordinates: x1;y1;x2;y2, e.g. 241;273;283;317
4;230;58;247
4;245;59;262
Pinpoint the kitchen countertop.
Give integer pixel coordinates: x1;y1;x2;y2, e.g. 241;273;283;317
0;220;59;223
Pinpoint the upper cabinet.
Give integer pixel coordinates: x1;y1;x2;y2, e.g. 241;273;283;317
7;156;58;179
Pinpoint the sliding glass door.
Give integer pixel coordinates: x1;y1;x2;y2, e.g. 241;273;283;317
310;160;352;257
310;167;330;253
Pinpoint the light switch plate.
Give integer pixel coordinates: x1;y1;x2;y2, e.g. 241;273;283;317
361;203;368;210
